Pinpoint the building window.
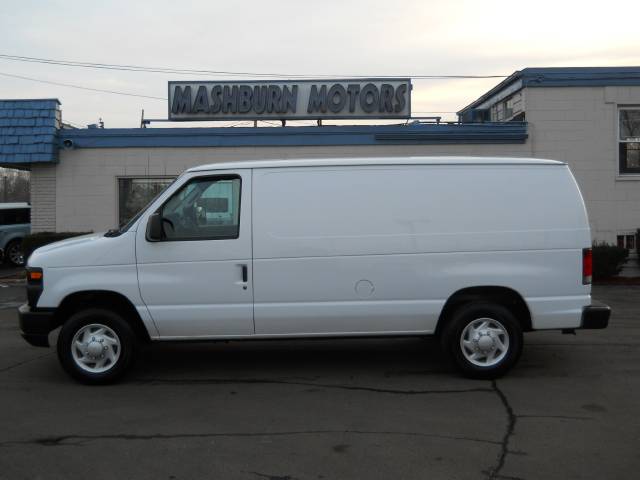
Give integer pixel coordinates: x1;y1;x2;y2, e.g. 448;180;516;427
489;93;523;122
617;233;637;250
118;177;175;226
504;97;514;119
627;235;636;250
619;108;640;174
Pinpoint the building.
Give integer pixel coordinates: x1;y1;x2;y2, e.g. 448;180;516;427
1;67;639;246
458;67;640;249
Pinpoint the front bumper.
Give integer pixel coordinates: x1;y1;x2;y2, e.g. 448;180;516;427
580;304;611;329
18;303;56;347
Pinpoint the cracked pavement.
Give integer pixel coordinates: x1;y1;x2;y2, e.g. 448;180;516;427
0;284;639;479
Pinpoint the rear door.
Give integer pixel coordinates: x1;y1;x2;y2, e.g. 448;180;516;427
135;170;253;338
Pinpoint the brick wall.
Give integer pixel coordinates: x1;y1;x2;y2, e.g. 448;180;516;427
30;163;56;232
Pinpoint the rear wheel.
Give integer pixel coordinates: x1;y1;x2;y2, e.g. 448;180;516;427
441;302;523;379
57;309;137;384
4;239;25;266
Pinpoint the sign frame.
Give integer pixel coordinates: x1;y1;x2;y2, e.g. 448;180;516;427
167;78;412;122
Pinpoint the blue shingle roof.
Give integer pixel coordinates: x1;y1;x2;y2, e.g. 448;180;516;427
0;99;60;164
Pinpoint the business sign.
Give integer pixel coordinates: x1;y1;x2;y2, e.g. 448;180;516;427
168;79;411;121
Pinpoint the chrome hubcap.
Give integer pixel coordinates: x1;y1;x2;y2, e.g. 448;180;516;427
71;324;121;373
460;317;509;367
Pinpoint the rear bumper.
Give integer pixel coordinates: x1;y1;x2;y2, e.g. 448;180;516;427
18;303;56;347
580;304;610;329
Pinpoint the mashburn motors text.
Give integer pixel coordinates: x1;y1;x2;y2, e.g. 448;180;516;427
168;80;411;120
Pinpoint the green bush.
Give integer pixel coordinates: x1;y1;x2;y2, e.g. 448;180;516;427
23;232;92;261
592;242;629;280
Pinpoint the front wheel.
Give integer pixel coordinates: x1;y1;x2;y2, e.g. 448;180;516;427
4;239;25;266
441;302;523;379
57;309;137;384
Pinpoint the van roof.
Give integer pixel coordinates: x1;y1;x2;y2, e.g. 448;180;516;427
0;202;30;210
187;156;565;172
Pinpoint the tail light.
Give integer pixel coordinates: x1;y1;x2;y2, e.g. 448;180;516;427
582;248;592;285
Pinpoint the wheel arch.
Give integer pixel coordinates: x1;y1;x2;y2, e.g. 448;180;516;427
436;286;532;336
3;234;24;248
54;290;151;343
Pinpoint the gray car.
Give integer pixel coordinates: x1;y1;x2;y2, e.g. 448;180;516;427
0;203;30;266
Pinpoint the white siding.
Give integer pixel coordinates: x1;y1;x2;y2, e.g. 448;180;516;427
525;85;640;242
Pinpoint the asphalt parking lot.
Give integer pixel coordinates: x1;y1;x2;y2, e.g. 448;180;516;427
0;282;638;480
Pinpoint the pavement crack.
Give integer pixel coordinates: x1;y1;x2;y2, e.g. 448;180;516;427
518;414;591;421
0;429;502;448
0;352;53;373
486;380;517;480
248;472;298;480
134;377;493;396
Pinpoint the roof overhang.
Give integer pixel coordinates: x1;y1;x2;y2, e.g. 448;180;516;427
57;123;528;150
458;66;640;116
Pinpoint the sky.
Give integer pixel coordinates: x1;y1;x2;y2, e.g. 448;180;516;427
0;0;638;128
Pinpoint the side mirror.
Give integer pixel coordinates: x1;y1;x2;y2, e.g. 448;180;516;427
146;213;163;241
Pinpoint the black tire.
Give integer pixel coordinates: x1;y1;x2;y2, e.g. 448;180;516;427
4;239;25;266
57;308;137;385
440;302;523;379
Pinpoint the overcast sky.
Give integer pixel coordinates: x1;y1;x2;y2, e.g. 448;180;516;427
1;0;638;128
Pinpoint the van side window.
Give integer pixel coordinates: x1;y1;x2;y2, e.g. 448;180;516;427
0;208;30;226
161;176;241;241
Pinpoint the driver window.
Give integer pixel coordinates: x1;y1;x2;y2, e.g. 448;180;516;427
161;176;241;240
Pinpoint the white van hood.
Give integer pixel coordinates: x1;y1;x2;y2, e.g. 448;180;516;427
28;231;137;268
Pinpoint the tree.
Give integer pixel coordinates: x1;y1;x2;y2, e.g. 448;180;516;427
0;167;30;203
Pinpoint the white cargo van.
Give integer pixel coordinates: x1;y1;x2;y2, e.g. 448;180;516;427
19;157;610;383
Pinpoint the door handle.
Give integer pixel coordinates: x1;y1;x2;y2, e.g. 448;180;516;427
237;264;248;290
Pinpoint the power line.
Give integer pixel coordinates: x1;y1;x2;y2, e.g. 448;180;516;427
0;53;509;80
0;71;166;100
0;72;472;111
0;53;304;78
